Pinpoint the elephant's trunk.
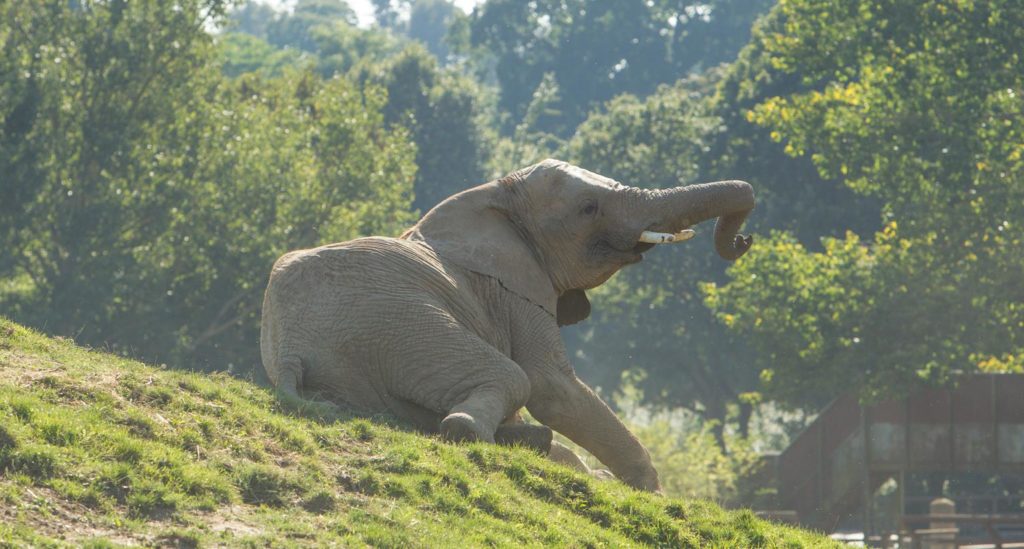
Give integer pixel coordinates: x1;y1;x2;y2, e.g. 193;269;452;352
643;180;755;260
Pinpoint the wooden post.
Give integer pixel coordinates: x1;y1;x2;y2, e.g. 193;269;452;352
925;498;956;549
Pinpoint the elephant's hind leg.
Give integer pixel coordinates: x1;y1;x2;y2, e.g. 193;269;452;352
439;363;530;444
384;311;531;445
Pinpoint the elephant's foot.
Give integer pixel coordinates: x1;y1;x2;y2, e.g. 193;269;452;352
547;441;617;483
618;467;662;493
494;423;552;453
440;412;494;443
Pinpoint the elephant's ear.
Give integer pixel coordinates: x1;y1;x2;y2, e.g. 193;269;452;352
556;289;590;326
401;169;559;317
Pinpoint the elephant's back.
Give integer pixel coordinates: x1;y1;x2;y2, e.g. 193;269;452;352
265;236;495;344
269;236;459;294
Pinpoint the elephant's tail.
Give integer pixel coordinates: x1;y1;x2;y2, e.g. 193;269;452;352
260;284;303;395
259;287;274;380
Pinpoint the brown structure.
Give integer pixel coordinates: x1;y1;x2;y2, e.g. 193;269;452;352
770;374;1024;534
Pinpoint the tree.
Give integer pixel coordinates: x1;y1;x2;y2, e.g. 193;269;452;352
701;9;880;247
372;0;464;64
223;2;406;82
0;1;418;375
146;72;417;371
308;19;406;77
217;32;308;78
356;45;493;212
265;0;356;52
0;0;232;344
466;0;773;136
407;0;462;63
226;0;278;37
221;3;492;214
706;0;1024;407
371;0;403;30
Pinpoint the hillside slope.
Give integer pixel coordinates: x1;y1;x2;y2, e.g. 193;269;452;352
0;318;832;547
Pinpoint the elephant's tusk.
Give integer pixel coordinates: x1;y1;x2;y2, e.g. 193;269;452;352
638;230;696;244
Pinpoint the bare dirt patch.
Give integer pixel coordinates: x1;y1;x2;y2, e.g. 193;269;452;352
0;485;149;546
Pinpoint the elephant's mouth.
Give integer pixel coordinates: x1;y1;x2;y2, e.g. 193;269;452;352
594;238;648;265
633;242;655;255
597;228;695;265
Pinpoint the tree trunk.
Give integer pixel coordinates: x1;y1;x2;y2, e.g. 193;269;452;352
738;400;754;439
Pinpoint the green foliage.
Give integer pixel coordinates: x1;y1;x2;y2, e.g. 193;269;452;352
357;44;494;211
703;9;882;245
310;19;407;77
0;318;832;546
407;0;464;63
487;71;566;175
708;0;1024;405
466;0;774;136
373;0;466;64
265;0;356;52
603;383;766;506
225;4;492;213
751;1;1023;227
0;0;227;293
227;0;278;37
0;1;417;372
704;230;881;406
226;1;404;78
216;32;309;78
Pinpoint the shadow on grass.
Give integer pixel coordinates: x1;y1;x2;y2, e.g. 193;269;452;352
271;387;421;434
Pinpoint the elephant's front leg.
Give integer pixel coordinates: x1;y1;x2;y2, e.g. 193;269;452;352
525;370;661;492
511;310;660;492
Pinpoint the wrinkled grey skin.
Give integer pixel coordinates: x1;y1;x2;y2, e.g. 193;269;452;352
260;159;754;492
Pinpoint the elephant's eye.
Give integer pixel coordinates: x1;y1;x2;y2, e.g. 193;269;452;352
580;200;598;217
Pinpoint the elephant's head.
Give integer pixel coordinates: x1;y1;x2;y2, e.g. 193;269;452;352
403;159;754;325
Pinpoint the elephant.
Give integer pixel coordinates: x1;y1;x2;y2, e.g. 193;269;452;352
260;159;754;492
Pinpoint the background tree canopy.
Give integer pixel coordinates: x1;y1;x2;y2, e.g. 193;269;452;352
1;0;417;374
2;0;1022;499
705;0;1024;407
465;0;773;136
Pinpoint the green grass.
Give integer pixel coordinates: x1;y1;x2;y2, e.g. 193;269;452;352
0;318;834;547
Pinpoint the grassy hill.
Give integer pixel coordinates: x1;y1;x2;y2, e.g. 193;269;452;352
0;318;832;547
